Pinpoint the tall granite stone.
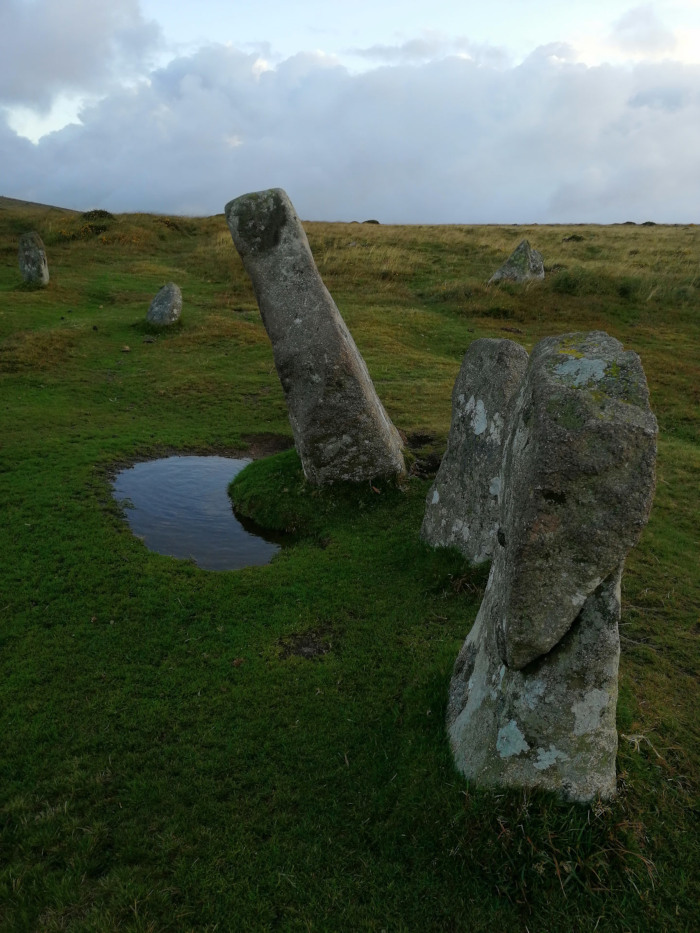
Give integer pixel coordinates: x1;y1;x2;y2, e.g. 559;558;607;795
421;338;529;564
147;282;182;326
447;332;657;801
225;188;404;484
488;239;544;284
18;232;49;286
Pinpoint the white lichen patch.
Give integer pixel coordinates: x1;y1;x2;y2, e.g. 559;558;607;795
572;688;610;735
496;720;530;758
534;745;569;771
489;664;507;700
570;577;601;609
522;677;546;710
554;356;606;387
431;489;440;505
451;518;470;542
489;476;501;497
488;412;504;444
471;399;488;436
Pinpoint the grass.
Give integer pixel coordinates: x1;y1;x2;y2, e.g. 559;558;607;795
0;205;698;931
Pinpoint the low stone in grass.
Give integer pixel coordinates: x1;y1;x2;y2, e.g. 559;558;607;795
147;282;182;326
421;338;528;564
447;331;657;801
225;188;405;485
488;239;544;284
18;231;49;286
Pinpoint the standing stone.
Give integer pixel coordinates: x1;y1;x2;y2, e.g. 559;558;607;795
488;239;544;284
225;188;404;484
447;332;657;801
421;338;528;564
18;232;49;286
147;282;182;326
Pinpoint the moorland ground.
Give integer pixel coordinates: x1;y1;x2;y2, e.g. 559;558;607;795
0;204;698;931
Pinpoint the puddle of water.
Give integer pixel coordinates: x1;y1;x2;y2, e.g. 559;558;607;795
112;456;283;570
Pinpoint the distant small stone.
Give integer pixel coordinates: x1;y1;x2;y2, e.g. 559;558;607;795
363;219;380;224
562;234;584;242
147;282;182;326
18;231;49;286
489;240;544;284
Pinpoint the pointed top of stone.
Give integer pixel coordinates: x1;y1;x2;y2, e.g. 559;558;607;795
488;239;544;284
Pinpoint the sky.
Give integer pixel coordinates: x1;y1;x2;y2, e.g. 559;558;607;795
1;0;699;222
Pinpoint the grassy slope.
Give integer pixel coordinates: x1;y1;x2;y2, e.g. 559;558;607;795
0;208;697;931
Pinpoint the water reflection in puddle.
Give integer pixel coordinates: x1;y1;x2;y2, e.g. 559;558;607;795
112;456;282;570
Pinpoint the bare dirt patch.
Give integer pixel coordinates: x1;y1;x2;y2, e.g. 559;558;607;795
278;626;333;660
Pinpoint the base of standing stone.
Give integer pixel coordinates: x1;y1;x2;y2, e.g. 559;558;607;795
447;565;623;802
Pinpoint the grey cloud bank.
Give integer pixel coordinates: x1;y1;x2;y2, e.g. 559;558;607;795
2;42;699;223
0;0;161;109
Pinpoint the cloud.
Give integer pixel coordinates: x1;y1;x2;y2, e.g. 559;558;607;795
349;32;510;68
0;0;161;109
2;43;699;223
610;4;677;56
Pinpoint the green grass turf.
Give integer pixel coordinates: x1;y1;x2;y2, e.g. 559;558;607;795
0;206;697;930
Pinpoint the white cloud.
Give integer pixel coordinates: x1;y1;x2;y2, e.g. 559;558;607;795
610;4;677;55
0;0;161;109
1;42;699;222
349;32;511;68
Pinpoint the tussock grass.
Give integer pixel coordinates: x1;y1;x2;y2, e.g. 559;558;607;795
0;206;697;931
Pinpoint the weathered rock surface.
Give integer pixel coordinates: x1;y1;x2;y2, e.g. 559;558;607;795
495;332;658;671
18;231;49;286
147;282;182;326
488;239;544;284
447;331;657;801
225;188;404;484
421;338;528;563
448;564;624;801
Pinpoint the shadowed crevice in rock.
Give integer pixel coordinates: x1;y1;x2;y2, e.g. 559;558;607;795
443;331;657;801
421;338;529;564
225;188;405;485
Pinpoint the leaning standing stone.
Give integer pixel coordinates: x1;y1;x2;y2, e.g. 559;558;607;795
488;239;544;284
447;332;657;801
421;338;528;563
147;282;182;326
18;232;49;286
225;188;405;484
